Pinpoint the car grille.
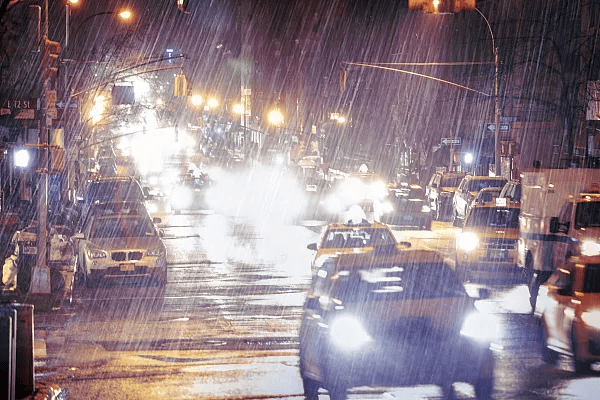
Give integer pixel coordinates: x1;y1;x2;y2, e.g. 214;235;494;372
480;238;517;250
111;251;144;262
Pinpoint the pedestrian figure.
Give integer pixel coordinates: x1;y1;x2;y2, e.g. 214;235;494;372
529;247;554;313
2;231;20;290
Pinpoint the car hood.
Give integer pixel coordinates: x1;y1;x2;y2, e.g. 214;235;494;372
573;228;600;242
439;187;458;194
86;237;165;251
462;227;519;239
342;296;476;335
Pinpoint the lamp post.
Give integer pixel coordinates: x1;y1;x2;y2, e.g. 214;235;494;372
475;7;501;177
64;0;80;49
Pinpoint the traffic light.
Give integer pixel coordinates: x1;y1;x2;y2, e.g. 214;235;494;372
408;0;475;13
40;38;61;80
340;68;347;93
174;72;189;96
177;0;190;13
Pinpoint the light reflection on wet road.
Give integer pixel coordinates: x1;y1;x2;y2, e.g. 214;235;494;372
33;214;600;400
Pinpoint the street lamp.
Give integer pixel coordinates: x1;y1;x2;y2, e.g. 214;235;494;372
65;0;80;49
474;8;501;177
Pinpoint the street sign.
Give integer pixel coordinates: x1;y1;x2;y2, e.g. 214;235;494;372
486;123;511;132
441;138;461;145
0;98;38;110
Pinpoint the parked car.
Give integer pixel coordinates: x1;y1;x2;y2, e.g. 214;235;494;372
380;184;432;229
426;170;466;221
73;213;167;288
299;247;498;400
80;176;147;227
452;175;507;224
538;255;600;373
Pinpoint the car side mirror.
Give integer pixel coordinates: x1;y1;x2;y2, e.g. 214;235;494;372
307;243;317;251
153;217;162;224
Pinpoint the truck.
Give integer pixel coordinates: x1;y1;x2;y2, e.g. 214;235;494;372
518;168;600;277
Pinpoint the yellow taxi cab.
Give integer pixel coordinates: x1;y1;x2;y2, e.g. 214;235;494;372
306;207;401;272
299;246;498;400
455;198;522;282
539;255;600;372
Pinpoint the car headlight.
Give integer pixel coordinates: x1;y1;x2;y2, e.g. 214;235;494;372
87;249;107;259
580;240;600;256
460;312;502;342
382;201;394;213
421;205;431;213
581;310;600;329
457;231;479;252
329;315;372;351
147;248;164;257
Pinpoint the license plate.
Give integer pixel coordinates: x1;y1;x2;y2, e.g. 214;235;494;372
489;250;506;260
120;264;135;271
23;246;37;255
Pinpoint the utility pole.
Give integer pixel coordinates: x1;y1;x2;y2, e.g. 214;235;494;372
32;0;52;295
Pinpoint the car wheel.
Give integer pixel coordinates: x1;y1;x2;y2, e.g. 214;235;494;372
539;320;558;365
298;351;320;399
474;377;494;400
572;328;592;373
452;209;460;227
328;386;347;400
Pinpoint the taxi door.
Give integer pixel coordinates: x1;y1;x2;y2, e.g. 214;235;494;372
547;267;576;350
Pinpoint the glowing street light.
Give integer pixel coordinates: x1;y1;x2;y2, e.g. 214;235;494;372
14;148;31;168
190;94;204;107
267;108;284;127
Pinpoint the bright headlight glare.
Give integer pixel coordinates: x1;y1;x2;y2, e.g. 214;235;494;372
329;315;372;351
457;231;479;252
87;249;107;259
382;201;394;213
580;240;600;256
460;312;501;342
171;187;193;207
582;310;600;329
421;205;431;213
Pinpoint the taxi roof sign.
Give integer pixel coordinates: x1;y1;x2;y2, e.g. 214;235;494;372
495;197;507;207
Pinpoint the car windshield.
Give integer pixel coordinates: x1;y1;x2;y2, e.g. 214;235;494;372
321;228;396;248
86;181;144;204
465;207;520;228
583;264;600;293
440;176;463;187
332;262;466;302
575;201;600;228
468;179;506;192
90;217;156;239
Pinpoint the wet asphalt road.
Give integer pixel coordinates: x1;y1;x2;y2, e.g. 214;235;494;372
32;213;600;399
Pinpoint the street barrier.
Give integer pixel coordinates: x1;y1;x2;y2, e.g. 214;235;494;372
0;302;34;400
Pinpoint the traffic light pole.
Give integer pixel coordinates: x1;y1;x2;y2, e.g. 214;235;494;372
32;0;51;294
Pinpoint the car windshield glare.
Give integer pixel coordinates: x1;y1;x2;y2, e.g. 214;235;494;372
90;217;155;239
583;264;600;293
321;228;396;249
465;207;520;228
575;202;600;228
332;262;465;302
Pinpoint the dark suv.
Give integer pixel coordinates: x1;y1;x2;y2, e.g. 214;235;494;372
425;170;466;221
79;177;146;227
